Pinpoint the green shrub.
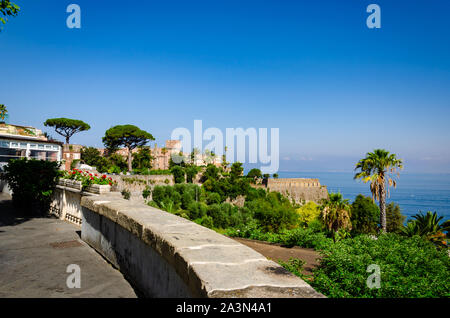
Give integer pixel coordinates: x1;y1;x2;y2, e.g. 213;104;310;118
186;201;208;220
278;228;333;250
246;191;298;232
151;184;203;214
245;187;267;201
278;258;308;280
226;222;332;250
205;202;251;229
151;185;182;211
108;165;122;174
311;233;450;298
1;159;61;215
185;165;199;183
142;186;151;200
351;194;380;235
121;189;131;200
194;215;214;229
206;192;221;205
171;166;185;183
386;202;406;233
307;219;324;232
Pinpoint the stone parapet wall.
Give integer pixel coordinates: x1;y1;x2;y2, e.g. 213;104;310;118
80;194;325;298
110;174;174;193
266;178;329;204
50;184;103;226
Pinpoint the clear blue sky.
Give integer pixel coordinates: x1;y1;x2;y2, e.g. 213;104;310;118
1;0;449;173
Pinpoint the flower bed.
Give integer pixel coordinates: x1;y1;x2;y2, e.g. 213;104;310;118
61;169;117;192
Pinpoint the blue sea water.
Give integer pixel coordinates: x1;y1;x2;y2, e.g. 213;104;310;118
277;171;450;222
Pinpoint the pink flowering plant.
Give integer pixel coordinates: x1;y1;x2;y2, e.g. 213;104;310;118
62;169;116;189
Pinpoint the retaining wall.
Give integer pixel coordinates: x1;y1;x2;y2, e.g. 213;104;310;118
47;185;325;298
79;193;324;298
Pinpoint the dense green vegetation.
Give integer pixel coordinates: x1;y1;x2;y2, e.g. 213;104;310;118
1;158;60;215
309;234;449;297
149;182;298;232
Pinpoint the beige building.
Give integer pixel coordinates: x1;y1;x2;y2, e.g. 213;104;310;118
62;144;83;171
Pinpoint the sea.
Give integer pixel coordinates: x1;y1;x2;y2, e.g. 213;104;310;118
277;171;450;222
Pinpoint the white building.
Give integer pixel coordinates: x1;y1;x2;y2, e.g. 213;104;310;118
0;123;62;171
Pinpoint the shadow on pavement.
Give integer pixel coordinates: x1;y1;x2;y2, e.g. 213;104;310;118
0;194;34;227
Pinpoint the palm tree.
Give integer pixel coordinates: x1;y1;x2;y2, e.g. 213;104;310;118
0;104;7;121
321;193;352;242
354;149;403;233
401;211;450;247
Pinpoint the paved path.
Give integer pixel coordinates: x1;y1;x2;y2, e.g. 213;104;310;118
232;237;321;276
0;193;137;298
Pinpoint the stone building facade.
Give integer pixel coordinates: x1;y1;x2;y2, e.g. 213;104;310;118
62;144;83;171
265;178;329;204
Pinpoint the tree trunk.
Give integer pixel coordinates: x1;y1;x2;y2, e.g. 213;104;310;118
127;147;132;172
66;136;70;144
379;184;387;233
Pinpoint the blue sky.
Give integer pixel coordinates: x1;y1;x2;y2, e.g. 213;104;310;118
1;0;449;173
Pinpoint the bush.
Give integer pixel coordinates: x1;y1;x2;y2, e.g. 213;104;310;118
142;186;151;200
171;166;185;184
152;185;182;211
206;192;221;205
121;189;131;200
245;187;267;201
307;219;324;232
151;184;203;214
1;159;60;215
185;165;199;183
194;215;214;229
278;258;307;280
386;202;406;233
351;194;380;235
186;201;208;220
311;233;450;297
108;165;122;174
246;191;298;232
277;227;332;250
226;221;332;250
296;201;321;227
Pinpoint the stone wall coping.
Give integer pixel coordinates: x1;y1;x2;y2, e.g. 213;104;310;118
56;185;99;196
80;194;325;298
268;178;320;183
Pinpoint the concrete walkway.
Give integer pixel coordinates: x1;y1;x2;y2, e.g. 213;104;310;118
0;193;137;298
